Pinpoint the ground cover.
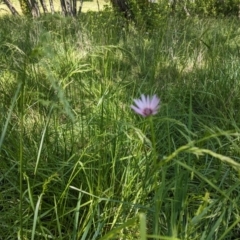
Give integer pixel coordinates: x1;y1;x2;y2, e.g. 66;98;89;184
0;0;108;15
1;10;240;239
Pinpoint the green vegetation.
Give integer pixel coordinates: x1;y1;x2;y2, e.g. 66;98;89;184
1;10;240;239
1;0;239;18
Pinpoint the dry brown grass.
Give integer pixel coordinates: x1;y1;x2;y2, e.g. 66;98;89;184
0;0;109;15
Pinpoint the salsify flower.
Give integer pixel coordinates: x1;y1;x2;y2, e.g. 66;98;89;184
131;94;160;117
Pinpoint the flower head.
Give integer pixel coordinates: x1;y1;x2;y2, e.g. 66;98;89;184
131;94;160;117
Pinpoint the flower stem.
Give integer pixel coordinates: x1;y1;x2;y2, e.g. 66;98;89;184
149;116;159;235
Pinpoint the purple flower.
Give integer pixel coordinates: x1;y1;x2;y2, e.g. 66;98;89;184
131;94;160;117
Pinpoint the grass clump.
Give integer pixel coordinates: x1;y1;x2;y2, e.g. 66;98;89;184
1;12;240;239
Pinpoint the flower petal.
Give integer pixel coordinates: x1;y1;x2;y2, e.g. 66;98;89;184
141;94;147;104
131;105;145;116
150;95;160;109
133;98;144;109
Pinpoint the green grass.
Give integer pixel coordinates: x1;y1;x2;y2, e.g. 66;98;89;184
1;11;240;239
